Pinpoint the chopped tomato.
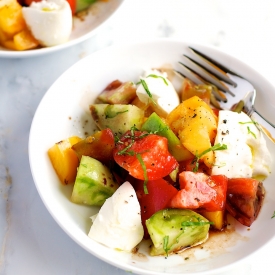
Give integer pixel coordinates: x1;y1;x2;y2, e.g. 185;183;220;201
66;0;76;14
178;158;211;175
133;178;178;238
180;78;211;104
72;129;115;164
212;108;220;117
226;178;265;227
113;130;179;181
22;0;41;6
169;171;227;211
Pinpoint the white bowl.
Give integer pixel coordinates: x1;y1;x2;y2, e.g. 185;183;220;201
0;0;124;58
29;39;275;275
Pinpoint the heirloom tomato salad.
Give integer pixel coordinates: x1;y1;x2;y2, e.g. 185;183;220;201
48;68;272;256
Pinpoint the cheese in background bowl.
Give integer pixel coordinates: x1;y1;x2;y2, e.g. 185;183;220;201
22;0;72;47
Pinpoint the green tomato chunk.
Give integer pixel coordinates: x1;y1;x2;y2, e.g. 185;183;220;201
71;156;119;206
146;209;210;256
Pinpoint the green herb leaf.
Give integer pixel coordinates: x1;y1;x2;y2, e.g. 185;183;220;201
181;221;214;226
139;79;156;105
163;235;169;256
239;120;258;125
247;126;256;138
192;143;227;172
105;109;128;119
146;74;168;85
271;211;275;219
181;216;214;227
136;153;149;194
117;140;135;155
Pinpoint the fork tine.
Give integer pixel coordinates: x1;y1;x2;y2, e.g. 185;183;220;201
189;47;237;87
180;55;235;97
177;62;227;102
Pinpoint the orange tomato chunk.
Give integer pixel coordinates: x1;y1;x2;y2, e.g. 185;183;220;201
48;136;82;185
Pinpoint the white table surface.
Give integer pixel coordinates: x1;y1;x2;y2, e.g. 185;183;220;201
1;0;275;274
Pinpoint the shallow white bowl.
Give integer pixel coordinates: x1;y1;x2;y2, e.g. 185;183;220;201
0;0;124;58
29;39;275;275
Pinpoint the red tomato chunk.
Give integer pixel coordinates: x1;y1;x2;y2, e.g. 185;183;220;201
226;178;265;227
169;171;227;212
133;178;178;238
113;130;179;180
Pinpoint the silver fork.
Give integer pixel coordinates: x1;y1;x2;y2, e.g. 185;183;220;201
176;47;275;143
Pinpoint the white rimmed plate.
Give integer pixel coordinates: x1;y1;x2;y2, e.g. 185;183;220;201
29;39;275;275
0;0;124;58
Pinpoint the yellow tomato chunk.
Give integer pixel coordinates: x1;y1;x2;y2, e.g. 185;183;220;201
167;96;217;168
200;210;225;230
48;136;82;185
0;0;26;35
13;29;39;50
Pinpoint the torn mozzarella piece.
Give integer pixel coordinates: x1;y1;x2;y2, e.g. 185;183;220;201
22;0;72;47
212;110;272;180
88;181;144;251
136;69;180;117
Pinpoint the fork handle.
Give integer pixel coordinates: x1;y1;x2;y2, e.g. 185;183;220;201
251;108;275;143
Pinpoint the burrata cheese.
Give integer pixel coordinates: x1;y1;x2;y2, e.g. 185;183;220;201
88;181;144;251
22;0;72;47
136;69;180;117
212;110;272;180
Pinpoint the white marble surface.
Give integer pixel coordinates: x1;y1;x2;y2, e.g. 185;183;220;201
1;0;275;274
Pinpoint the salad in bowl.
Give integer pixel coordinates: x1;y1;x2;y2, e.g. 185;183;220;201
0;0;124;57
29;39;275;274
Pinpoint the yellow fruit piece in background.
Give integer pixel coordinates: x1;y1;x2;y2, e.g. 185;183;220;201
0;0;26;35
48;136;82;185
1;39;16;50
14;29;39;50
0;27;13;43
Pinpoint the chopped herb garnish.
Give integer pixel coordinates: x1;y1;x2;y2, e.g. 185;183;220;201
117;140;135;155
212;162;226;168
139;79;156;105
192;143;227;172
136;153;148;194
181;221;214;226
163;235;169;256
105;109;128;119
114;135;121;143
181;216;214;227
146;74;168;85
247;126;256;138
115;127;151;194
239;120;258;125
271;211;275;219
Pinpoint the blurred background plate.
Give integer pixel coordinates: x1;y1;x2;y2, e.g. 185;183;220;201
0;0;124;58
